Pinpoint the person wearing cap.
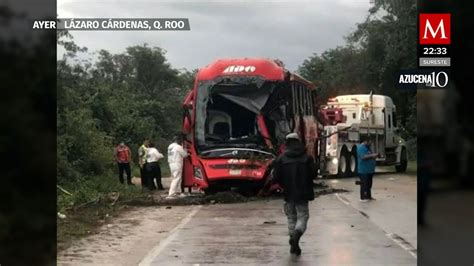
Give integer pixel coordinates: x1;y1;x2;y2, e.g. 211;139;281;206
114;141;133;185
272;132;316;256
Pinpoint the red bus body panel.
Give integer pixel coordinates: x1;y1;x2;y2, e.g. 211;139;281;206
200;158;272;182
196;58;285;81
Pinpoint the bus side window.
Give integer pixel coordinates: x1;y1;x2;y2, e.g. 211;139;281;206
388;114;392;128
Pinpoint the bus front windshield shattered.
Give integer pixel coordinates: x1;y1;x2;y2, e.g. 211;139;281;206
198;90;267;150
194;77;293;156
195;78;273;152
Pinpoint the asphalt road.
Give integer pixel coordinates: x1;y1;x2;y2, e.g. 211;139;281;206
59;170;417;265
329;167;417;249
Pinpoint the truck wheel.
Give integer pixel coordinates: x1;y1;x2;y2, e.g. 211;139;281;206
349;150;357;177
338;148;349;177
396;148;408;172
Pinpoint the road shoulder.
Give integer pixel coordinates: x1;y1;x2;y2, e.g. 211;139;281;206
57;204;196;266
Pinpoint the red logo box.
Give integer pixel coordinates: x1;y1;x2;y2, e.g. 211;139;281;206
419;13;451;44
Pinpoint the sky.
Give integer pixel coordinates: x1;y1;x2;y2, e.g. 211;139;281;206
57;0;372;72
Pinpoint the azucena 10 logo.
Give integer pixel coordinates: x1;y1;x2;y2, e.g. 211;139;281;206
398;71;449;88
419;13;450;44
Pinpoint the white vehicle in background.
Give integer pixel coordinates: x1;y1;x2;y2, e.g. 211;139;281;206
319;93;407;177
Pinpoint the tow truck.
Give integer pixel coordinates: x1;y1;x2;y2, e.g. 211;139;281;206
318;93;407;177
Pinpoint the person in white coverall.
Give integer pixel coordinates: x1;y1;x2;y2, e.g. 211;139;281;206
167;135;188;197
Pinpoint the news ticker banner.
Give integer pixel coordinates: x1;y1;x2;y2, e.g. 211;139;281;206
33;18;190;31
397;13;451;90
35;16;449;89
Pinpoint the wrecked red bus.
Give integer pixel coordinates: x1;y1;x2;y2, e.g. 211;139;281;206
181;58;318;193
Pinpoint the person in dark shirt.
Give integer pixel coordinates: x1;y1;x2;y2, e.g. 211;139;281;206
273;133;316;256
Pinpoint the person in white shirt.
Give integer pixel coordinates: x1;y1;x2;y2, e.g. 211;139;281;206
145;142;164;190
167;135;188;198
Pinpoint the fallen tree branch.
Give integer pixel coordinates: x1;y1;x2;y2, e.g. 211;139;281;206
57;185;73;196
121;195;152;205
74;197;101;210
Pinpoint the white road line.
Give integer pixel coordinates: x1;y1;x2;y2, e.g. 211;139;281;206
139;205;202;266
334;193;417;259
386;233;417;259
335;193;350;205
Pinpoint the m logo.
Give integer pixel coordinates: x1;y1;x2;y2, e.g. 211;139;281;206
419;13;450;44
223;65;256;73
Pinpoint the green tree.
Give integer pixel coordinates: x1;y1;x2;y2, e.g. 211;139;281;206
299;46;368;101
57;35;192;182
298;0;417;138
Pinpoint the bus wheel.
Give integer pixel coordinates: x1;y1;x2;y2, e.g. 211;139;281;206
349;150;357;177
338;147;349;177
396;148;408;172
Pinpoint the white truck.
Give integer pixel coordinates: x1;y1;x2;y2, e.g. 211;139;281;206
319;93;408;177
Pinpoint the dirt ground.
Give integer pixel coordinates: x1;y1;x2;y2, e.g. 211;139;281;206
58;204;195;265
58;176;183;265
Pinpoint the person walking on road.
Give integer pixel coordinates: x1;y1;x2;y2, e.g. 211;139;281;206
145;142;164;190
273;133;316;256
114;141;133;185
138;139;150;188
357;136;379;201
166;135;188;198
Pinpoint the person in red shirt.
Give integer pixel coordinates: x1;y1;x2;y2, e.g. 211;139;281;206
114;142;133;185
